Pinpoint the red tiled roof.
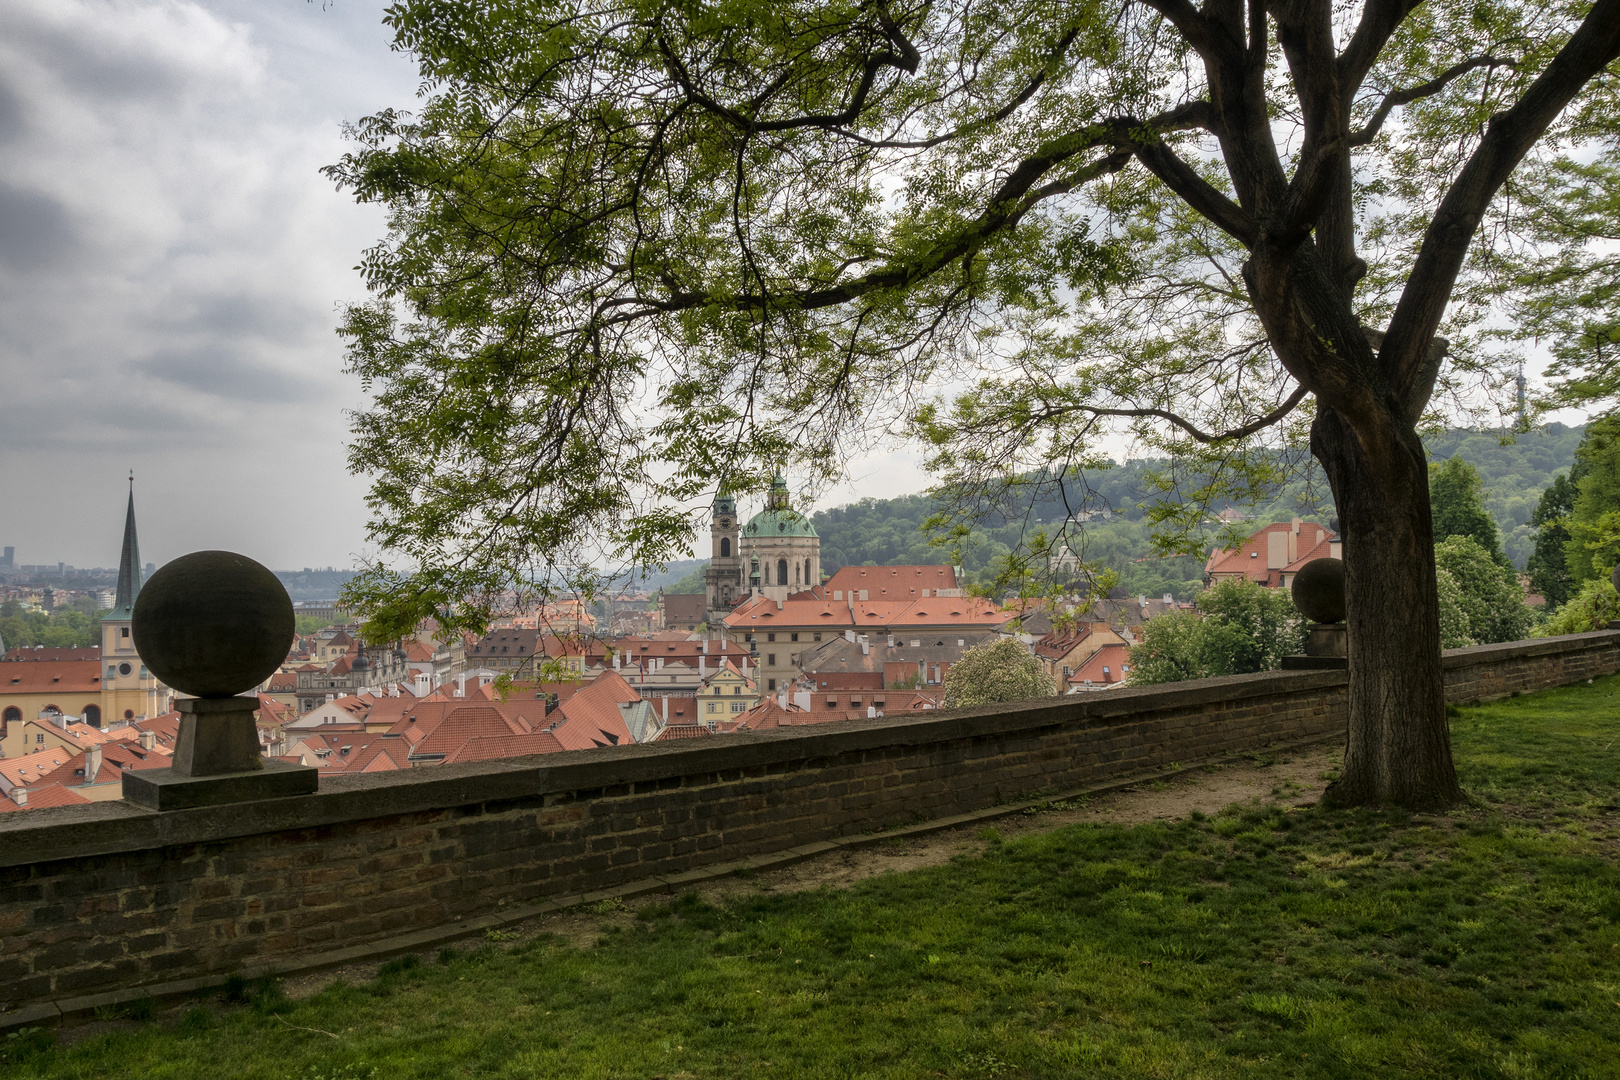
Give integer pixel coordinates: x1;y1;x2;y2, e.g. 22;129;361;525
1205;520;1336;586
0;784;92;811
33;740;169;787
440;731;565;763
410;704;535;758
822;565;959;598
548;670;640;750
1069;643;1133;686
2;647;100;662
654;724;711;741
0;659;102;695
722;592;1008;633
0;748;75;787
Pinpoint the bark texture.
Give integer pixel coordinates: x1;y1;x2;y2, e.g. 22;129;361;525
1312;406;1463;809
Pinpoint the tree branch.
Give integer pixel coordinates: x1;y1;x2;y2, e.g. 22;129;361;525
1139;0;1229;60
1382;0;1620;412
1038;383;1309;444
1349;56;1519;146
1336;0;1424;97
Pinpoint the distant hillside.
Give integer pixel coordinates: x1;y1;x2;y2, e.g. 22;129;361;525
806;424;1585;584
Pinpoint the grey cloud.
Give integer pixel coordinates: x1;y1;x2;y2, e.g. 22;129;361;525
0;80;23;146
0;181;78;269
138;345;321;405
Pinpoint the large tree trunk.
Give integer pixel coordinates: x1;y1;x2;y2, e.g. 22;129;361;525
1311;406;1463;809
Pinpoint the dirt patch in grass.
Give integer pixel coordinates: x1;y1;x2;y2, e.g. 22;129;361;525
266;738;1345;1003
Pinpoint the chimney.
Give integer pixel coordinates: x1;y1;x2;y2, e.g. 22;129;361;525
662;696;669;722
84;744;103;785
860;638;869;656
777;598;784;610
139;729;156;751
12;788;25;807
699;655;707;677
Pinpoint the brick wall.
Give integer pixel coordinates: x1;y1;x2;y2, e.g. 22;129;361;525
2;631;1616;1023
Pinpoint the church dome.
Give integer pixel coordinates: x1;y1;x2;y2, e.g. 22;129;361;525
742;471;818;537
743;509;819;538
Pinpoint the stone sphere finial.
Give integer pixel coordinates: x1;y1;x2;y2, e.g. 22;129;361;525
132;550;294;698
1291;557;1346;624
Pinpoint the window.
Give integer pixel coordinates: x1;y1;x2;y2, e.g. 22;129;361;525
826;698;837;708
36;733;45;744
850;698;861;707
731;702;745;713
118;662;132;676
777;558;788;585
767;654;776;666
813;633;821;641
1;706;19;727
721;537;731;557
732;686;740;695
707;703;716;714
768;633;776;642
121;627;129;638
805;558;812;584
767;679;776;690
124;710;134;720
791;633;798;642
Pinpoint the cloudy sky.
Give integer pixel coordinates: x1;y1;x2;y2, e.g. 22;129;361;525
0;0;936;573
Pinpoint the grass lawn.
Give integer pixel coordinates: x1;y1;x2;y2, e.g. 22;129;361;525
4;677;1619;1080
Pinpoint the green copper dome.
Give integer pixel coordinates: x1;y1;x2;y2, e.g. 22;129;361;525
743;509;819;538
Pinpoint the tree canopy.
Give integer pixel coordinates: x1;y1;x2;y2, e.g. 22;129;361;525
941;636;1055;707
330;0;1620;807
1429;457;1508;567
1527;471;1581;607
1128;577;1304;684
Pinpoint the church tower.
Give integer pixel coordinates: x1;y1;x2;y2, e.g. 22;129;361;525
739;473;820;603
704;487;743;624
100;477;164;724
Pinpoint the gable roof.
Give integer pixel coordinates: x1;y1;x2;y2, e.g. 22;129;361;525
548;670;639;750
0;659;102;695
0;784;92;811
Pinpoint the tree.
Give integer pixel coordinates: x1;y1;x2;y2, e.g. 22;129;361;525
1534;576;1620;635
1433;536;1535;645
1564;418;1620;587
1434;569;1474;649
942;637;1054;707
1128;578;1304;685
1527;473;1580;608
1429;458;1508;567
330;0;1620;808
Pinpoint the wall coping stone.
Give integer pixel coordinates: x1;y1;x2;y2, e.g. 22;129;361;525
0;631;1612;871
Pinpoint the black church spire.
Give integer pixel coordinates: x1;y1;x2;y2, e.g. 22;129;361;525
111;473;142;620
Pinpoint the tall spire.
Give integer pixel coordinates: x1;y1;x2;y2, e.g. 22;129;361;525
111;472;142;620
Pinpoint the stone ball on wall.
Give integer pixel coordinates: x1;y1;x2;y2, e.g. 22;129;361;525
132;550;294;698
1291;557;1346;624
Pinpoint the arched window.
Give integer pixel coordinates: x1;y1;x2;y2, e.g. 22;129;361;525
777;559;788;586
721;537;731;557
83;705;101;727
805;559;812;585
1;706;19;730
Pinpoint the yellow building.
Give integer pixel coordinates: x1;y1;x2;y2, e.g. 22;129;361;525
694;660;758;726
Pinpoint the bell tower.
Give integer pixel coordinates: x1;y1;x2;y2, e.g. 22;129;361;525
100;474;164;724
705;487;742;624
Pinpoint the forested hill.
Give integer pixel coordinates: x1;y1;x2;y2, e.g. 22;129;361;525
809;424;1585;588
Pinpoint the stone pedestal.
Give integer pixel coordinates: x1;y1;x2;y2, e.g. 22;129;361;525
123;696;316;810
1281;621;1349;670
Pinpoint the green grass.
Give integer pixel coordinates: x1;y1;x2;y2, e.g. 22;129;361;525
5;678;1620;1079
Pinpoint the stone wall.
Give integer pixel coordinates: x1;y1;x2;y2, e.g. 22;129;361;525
2;631;1616;1025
